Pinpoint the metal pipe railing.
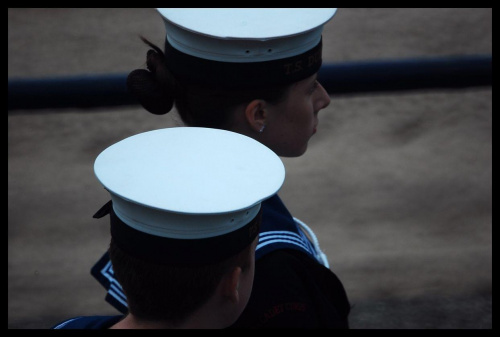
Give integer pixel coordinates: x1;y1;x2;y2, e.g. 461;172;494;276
317;54;492;95
8;54;492;112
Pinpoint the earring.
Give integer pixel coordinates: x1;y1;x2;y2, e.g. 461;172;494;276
259;125;266;133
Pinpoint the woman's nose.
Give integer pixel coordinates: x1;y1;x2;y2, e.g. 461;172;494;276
317;82;331;110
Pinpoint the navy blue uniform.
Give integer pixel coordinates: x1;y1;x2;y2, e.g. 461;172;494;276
52;315;123;329
88;194;350;328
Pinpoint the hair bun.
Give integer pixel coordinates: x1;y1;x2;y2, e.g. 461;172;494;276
126;69;174;115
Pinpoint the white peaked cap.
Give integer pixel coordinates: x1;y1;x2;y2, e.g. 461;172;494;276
94;127;285;240
154;8;337;88
156;8;337;62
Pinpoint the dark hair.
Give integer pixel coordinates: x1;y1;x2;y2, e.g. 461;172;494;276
127;37;291;130
108;210;261;326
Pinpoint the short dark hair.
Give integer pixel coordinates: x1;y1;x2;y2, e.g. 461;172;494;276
108;210;261;326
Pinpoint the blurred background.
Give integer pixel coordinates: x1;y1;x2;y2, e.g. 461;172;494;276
8;8;492;329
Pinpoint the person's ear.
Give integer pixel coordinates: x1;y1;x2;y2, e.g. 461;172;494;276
221;266;242;303
244;99;267;133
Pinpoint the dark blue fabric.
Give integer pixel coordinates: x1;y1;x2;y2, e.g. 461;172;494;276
52;315;123;329
91;252;128;312
257;194;318;260
91;194;319;314
164;38;323;89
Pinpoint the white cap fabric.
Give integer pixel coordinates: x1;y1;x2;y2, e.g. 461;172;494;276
94;127;285;240
157;8;337;62
154;8;337;88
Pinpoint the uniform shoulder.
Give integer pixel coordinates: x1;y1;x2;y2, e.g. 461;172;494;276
52;315;123;329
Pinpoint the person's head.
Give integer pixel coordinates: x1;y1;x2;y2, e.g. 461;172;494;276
93;127;285;328
127;9;336;157
108;210;261;328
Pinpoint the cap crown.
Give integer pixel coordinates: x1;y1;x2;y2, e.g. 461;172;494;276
157;8;337;62
94;127;285;239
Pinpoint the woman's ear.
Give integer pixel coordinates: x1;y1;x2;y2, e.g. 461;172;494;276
244;99;267;133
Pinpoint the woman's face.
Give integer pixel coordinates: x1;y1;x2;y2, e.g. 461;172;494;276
262;73;331;157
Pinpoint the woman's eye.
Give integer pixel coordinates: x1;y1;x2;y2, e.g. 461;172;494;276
310;81;319;93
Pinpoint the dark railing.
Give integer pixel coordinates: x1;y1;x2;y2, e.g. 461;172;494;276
8;54;492;112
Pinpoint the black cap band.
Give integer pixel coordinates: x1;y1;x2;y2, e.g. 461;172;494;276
164;38;323;89
104;202;261;265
